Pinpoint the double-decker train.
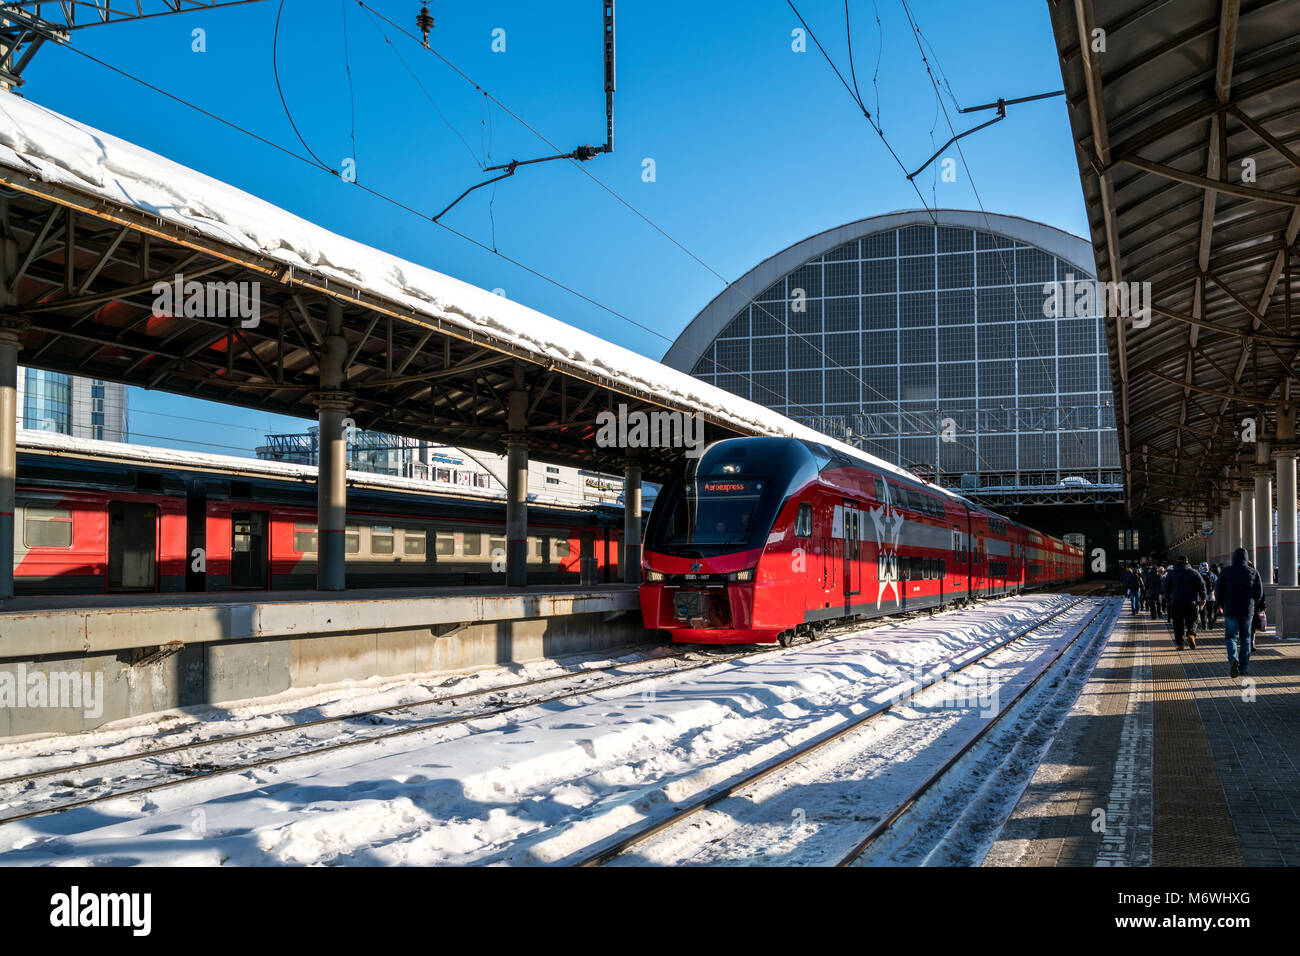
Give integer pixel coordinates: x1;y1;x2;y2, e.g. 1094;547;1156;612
639;437;1084;644
10;432;625;595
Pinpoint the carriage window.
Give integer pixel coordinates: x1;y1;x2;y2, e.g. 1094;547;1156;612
553;537;571;558
405;530;429;556
345;525;360;554
489;535;506;554
795;502;812;537
431;531;452;556
23;506;72;548
293;522;317;553
873;478;886;501
371;525;394;555
940;558;947;578
463;533;483;556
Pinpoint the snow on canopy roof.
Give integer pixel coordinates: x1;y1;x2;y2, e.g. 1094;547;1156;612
0;94;940;495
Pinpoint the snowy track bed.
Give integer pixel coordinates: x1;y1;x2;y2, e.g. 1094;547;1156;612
0;594;1095;866
610;597;1118;867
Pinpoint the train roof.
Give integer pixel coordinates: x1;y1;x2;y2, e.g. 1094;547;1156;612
16;430;613;511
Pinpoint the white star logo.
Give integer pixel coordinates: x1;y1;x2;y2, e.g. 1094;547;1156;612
869;484;905;609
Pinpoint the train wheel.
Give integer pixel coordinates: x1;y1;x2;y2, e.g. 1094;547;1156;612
778;630;796;648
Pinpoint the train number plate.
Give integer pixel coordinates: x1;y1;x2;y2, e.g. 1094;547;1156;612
674;590;703;620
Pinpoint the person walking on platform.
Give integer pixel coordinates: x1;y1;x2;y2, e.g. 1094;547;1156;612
1206;561;1216;629
1142;563;1161;616
1198;561;1218;629
1162;556;1206;649
1120;564;1142;613
1215;547;1264;678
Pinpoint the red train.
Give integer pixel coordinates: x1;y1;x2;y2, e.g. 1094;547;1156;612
639;437;1084;644
11;433;624;595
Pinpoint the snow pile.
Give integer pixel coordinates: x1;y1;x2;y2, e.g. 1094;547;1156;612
0;95;950;496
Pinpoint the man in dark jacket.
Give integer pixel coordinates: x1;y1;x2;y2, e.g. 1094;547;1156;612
1142;563;1161;616
1120;565;1142;612
1214;547;1264;678
1198;562;1218;629
1162;556;1207;649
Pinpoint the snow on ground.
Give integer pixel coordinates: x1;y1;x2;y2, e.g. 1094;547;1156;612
0;595;1075;866
615;598;1116;866
0;645;677;776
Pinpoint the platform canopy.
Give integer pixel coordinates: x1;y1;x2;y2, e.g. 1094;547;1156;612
0;94;933;485
1050;0;1300;519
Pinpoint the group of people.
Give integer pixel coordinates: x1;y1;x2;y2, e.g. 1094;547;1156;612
1118;547;1264;678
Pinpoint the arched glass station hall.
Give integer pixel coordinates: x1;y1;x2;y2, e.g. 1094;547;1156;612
663;210;1123;510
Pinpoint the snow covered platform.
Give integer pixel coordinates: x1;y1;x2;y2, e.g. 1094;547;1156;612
0;585;648;739
985;612;1300;866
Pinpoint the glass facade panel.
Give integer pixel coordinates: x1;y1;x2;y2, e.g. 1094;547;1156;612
679;221;1120;489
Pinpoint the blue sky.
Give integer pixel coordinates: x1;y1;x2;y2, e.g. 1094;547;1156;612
20;0;1087;456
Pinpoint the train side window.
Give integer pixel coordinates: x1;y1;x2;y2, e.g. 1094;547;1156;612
940;558;947;578
553;537;571;558
293;522;317;553
371;525;394;555
873;478;886;501
489;535;506;555
406;530;431;557
463;533;483;556
345;525;360;555
23;506;72;548
795;502;812;537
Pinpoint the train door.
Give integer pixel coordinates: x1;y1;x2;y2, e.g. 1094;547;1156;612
230;511;269;590
842;503;862;603
108;501;156;592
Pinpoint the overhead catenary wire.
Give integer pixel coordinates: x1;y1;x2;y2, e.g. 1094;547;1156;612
348;0;1024;482
786;0;937;226
35;44;837;434
51;26;1011;485
897;0;1071;429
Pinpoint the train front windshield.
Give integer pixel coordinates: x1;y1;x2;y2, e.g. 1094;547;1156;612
650;477;771;555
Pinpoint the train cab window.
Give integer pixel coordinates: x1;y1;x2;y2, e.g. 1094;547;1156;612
403;530;428;556
553;537;571;558
794;502;812;537
23;506;72;548
431;531;451;556
293;522;317;553
463;533;483;556
371;525;394;555
345;525;360;554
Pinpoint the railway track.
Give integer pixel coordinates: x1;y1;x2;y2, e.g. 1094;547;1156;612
0;587;1099;835
835;596;1120;866
0;648;769;825
570;593;1102;866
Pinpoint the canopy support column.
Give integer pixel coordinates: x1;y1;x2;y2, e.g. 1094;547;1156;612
623;458;642;584
315;300;350;592
506;372;529;588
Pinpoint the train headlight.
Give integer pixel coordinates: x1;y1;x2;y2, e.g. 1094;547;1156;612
644;570;665;582
727;568;755;582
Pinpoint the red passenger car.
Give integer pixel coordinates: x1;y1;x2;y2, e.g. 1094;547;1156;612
640;437;1084;644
